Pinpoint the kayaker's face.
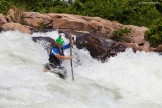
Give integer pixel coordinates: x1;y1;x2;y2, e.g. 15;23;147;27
57;43;63;48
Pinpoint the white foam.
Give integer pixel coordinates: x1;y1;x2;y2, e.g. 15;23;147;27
0;31;162;108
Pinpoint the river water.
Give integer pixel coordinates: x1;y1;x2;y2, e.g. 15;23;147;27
0;31;162;108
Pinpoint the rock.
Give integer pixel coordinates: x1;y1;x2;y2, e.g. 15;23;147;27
75;33;126;61
122;41;150;52
1;22;32;34
6;7;148;45
52;18;85;30
155;45;162;52
6;6;23;23
23;12;52;29
32;36;56;54
126;25;148;44
0;14;7;26
122;43;139;51
32;36;56;47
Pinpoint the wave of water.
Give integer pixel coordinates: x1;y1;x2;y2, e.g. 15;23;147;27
0;31;162;108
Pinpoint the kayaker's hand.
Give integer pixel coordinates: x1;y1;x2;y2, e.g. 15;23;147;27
67;56;73;59
64;56;73;60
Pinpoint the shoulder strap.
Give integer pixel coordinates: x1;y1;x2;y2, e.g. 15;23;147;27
50;46;65;56
50;46;58;55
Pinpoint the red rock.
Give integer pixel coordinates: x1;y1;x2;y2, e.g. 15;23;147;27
0;14;7;26
1;22;32;34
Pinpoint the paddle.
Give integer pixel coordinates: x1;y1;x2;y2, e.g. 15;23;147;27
69;33;74;81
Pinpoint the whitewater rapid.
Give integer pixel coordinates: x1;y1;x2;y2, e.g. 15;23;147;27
0;31;162;108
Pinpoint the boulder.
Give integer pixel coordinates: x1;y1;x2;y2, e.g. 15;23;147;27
1;22;32;34
155;45;162;52
32;36;56;54
23;12;52;29
52;19;86;30
126;25;148;44
6;6;23;23
0;14;7;26
75;33;126;61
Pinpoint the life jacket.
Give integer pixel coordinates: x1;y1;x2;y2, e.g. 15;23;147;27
49;46;64;66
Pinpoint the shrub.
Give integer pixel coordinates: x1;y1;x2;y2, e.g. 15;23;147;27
111;27;131;42
145;18;162;47
0;0;13;14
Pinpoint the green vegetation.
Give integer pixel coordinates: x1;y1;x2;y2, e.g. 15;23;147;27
0;0;162;46
145;18;162;47
0;0;13;14
111;28;131;42
37;21;47;31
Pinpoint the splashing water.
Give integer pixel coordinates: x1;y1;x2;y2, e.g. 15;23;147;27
0;31;162;108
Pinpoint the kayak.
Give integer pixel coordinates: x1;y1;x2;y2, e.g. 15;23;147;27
43;63;67;79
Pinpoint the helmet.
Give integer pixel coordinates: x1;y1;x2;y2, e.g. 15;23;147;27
56;37;64;44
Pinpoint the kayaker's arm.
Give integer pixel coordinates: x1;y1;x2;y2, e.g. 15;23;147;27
55;54;73;60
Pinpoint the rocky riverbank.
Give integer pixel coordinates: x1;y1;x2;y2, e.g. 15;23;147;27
0;7;161;61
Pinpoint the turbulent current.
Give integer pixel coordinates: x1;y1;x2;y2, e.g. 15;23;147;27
0;31;162;108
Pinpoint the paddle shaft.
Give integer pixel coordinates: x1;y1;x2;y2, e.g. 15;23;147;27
69;36;74;81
